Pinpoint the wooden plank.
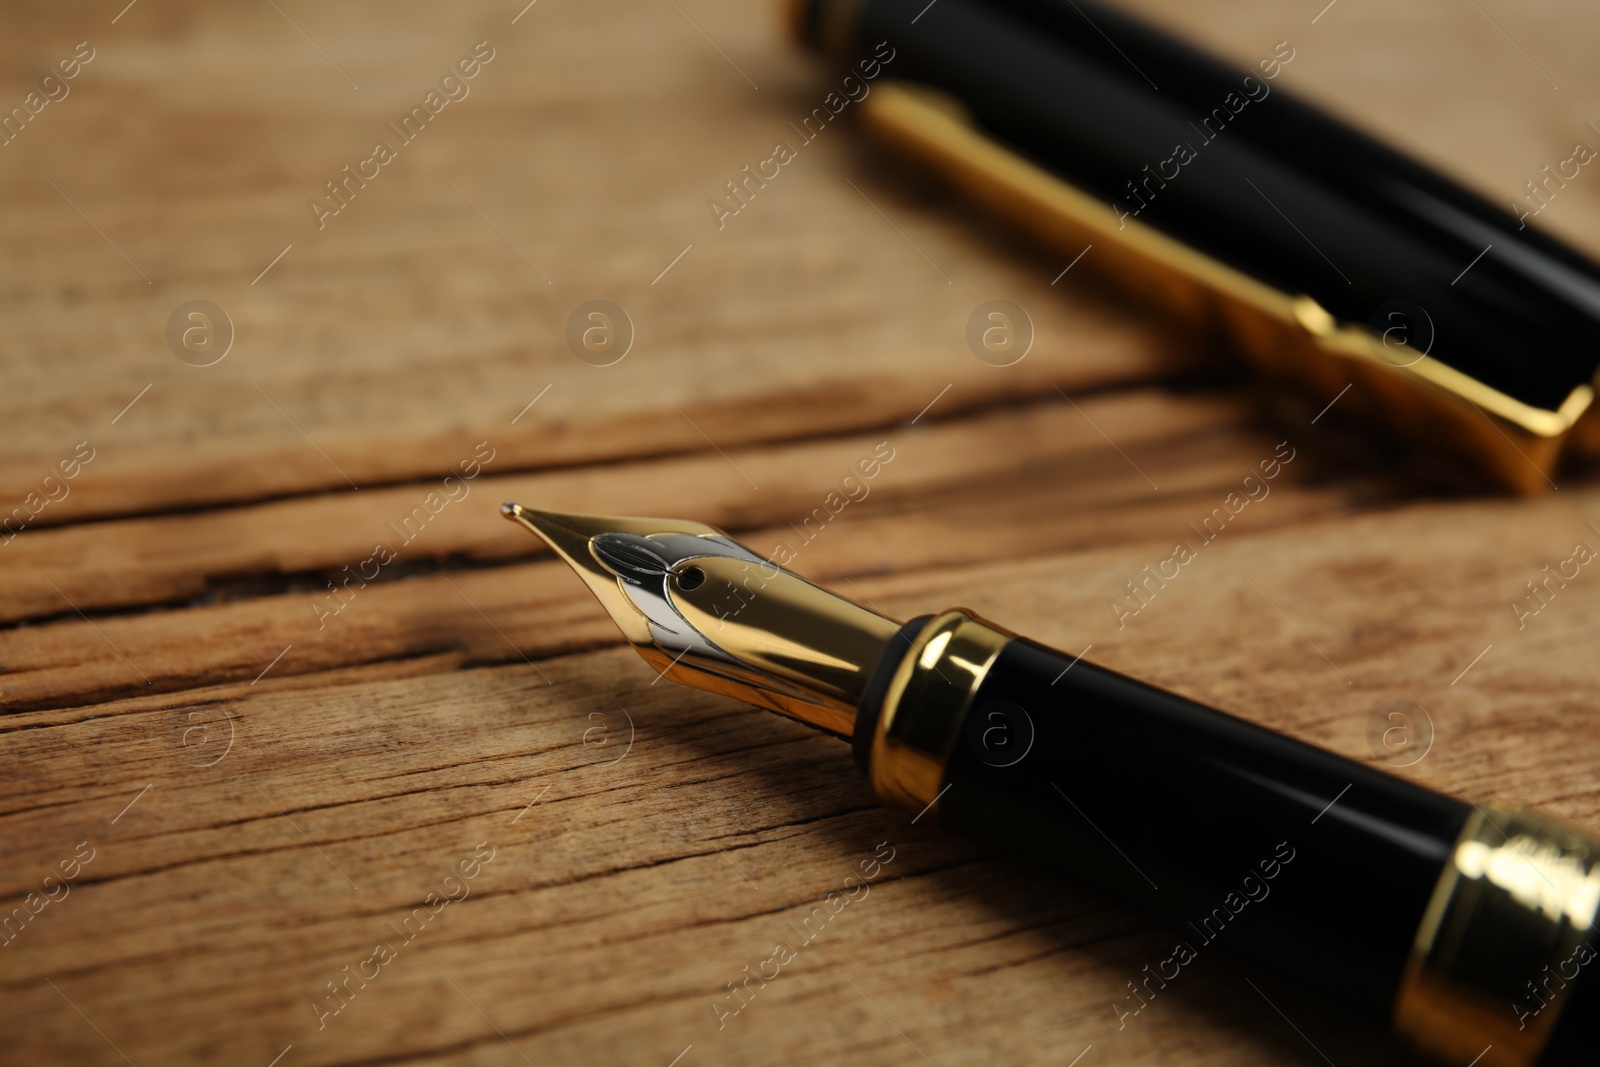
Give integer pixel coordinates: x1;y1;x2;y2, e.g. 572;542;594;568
0;391;1251;625
0;0;1185;524
1;390;1409;710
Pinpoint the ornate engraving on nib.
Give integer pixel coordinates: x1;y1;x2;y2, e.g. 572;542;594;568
590;530;772;668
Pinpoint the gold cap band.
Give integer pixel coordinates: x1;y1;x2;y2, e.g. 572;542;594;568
1395;801;1600;1066
868;609;1010;815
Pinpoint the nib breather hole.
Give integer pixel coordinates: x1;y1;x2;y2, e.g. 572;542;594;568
675;566;706;591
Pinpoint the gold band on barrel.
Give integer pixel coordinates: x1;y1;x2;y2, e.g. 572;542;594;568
1394;801;1600;1067
868;609;1010;817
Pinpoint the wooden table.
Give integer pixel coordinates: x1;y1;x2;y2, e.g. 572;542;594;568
4;1;1599;1063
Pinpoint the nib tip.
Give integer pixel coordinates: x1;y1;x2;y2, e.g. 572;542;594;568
501;500;522;519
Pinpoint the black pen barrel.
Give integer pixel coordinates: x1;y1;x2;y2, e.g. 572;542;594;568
942;636;1466;1015
855;611;1599;1066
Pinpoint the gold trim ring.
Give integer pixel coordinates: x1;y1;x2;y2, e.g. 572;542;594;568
868;609;1010;816
1395;801;1600;1067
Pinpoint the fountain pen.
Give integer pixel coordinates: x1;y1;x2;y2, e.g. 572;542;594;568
503;502;1596;1066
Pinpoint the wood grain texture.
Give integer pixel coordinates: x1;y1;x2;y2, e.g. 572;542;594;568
4;1;1600;1065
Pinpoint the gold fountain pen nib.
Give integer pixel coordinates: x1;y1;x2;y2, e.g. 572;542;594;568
500;501;900;738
